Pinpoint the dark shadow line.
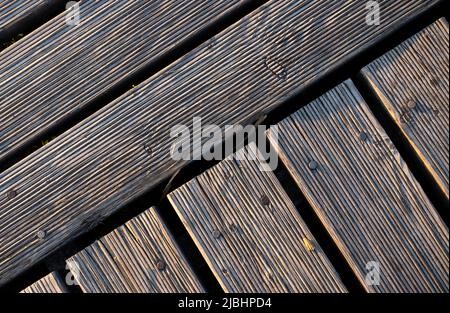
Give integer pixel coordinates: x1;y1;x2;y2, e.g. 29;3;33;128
0;0;70;52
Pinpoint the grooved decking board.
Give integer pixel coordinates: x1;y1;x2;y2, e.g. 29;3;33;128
168;144;347;293
0;0;46;29
66;207;204;293
0;0;439;287
361;19;450;198
0;0;245;163
20;272;67;293
267;81;449;293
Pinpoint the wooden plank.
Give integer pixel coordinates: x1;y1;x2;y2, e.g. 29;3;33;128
66;207;204;293
0;0;245;162
0;0;439;287
267;80;449;293
361;19;449;198
168;144;347;293
20;272;67;293
0;0;46;29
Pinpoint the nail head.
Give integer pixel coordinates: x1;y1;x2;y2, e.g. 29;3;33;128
7;190;17;199
260;195;270;207
308;160;318;170
37;230;46;240
156;260;166;271
212;230;222;239
407;100;416;109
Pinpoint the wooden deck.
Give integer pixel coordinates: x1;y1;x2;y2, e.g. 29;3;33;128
0;0;244;163
361;18;449;198
66;207;204;293
0;0;46;29
0;1;448;293
169;144;346;293
267;80;448;293
20;272;67;293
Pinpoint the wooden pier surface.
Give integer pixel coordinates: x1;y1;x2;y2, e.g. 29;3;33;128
20;272;67;293
0;1;448;293
169;144;347;293
362;19;449;198
67;208;204;293
267;81;449;293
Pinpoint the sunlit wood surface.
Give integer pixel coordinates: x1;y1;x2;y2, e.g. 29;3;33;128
2;1;448;293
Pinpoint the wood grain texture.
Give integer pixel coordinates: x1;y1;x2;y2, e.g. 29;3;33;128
267;80;449;293
0;0;245;162
0;0;46;28
66;207;204;293
361;19;449;198
168;144;347;293
0;0;439;287
20;272;67;293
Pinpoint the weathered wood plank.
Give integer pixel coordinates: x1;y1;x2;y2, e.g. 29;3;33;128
0;0;246;162
20;272;67;293
267;80;449;293
0;0;46;29
168;144;347;293
66;207;204;293
361;19;449;198
0;0;439;287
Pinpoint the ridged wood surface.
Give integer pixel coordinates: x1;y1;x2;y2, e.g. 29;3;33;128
0;0;45;28
169;144;347;293
361;19;449;198
0;0;439;287
0;0;244;162
20;272;67;293
267;81;449;293
67;207;204;293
